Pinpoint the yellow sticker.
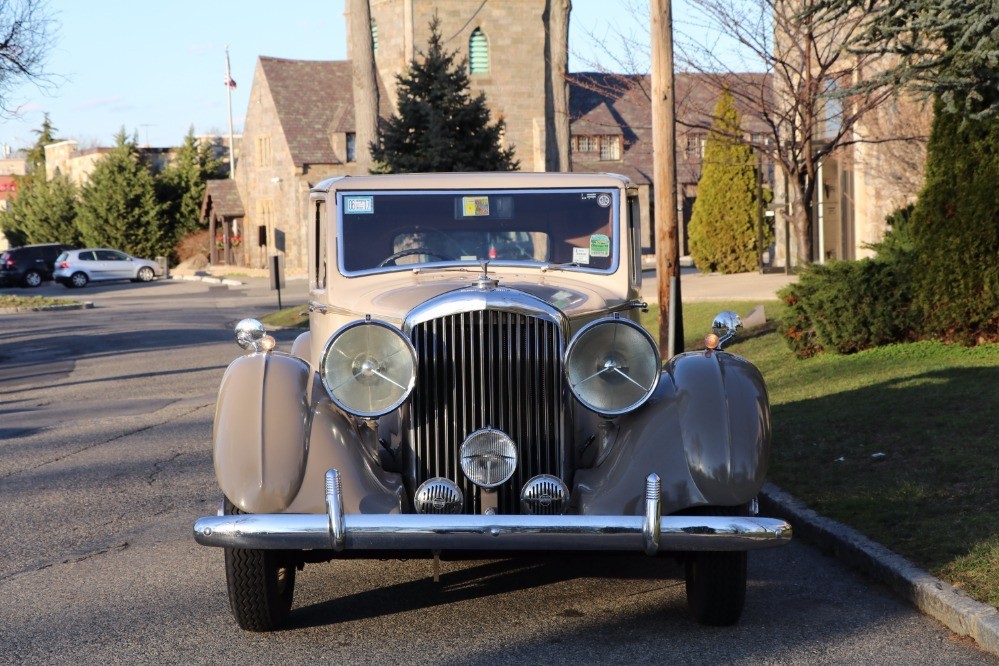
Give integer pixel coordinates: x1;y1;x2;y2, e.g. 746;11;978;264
462;196;490;217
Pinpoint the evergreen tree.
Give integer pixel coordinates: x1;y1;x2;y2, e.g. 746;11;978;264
370;16;518;173
687;90;762;273
1;171;80;246
0;114;76;246
77;129;166;259
158;127;225;243
905;97;999;342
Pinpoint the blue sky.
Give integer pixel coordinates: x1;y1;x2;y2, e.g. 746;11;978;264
0;0;734;151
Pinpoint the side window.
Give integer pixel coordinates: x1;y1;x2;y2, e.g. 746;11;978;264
628;196;641;287
312;200;327;290
80;251;97;261
96;250;119;261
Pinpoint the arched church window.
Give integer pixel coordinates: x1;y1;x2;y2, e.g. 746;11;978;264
469;28;489;74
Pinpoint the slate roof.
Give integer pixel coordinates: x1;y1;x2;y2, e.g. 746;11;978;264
568;72;772;186
201;179;244;220
259;57;391;167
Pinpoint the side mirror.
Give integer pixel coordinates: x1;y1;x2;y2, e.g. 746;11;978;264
709;311;742;350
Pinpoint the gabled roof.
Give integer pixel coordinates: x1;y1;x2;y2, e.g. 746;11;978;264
568;72;773;186
202;179;244;220
259;57;390;167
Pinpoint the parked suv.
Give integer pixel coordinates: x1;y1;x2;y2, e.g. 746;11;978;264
0;243;75;287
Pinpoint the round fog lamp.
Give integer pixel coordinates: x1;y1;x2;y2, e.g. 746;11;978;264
520;475;569;515
414;478;464;514
320;320;417;418
459;428;517;489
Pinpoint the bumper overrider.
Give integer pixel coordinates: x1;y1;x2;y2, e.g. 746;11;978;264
194;470;791;554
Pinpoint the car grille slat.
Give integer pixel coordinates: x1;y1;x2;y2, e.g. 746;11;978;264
411;310;565;514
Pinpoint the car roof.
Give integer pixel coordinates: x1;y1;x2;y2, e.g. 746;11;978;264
311;171;634;194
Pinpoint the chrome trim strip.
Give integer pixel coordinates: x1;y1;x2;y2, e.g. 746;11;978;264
194;469;791;553
403;285;569;338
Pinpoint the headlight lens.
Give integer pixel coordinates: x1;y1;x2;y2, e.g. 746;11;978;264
319;320;417;418
460;428;518;488
565;318;660;415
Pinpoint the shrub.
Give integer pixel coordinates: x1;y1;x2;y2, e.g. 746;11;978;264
176;229;210;263
778;258;916;356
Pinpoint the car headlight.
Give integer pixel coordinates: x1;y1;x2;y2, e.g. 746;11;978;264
319;319;417;418
564;317;661;415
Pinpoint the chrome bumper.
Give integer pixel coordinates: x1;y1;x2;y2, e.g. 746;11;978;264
193;470;792;554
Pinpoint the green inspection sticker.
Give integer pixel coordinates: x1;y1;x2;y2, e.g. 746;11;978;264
589;234;610;258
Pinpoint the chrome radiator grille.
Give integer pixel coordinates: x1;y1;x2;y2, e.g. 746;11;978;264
410;310;566;514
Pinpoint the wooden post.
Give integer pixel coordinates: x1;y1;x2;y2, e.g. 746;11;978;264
348;0;380;171
650;0;682;357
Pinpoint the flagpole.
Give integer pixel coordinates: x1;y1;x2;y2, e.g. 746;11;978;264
225;45;236;179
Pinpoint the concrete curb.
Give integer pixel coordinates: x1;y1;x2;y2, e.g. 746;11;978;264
168;275;243;286
0;301;93;313
760;482;999;656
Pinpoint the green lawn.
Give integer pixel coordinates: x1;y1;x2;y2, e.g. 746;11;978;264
259;304;309;329
655;300;999;608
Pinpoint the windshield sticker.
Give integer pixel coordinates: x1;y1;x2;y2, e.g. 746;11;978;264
580;192;596;201
460;254;477;261
589;234;610;258
344;196;373;214
572;247;591;265
597;193;612;207
462;196;490;217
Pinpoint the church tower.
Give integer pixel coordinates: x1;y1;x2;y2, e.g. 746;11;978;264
348;0;550;172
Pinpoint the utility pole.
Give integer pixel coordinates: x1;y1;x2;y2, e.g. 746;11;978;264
224;45;237;179
650;0;683;357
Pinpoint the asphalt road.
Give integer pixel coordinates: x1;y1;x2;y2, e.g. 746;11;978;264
0;278;994;665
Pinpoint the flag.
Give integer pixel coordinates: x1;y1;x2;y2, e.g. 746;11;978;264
224;46;237;89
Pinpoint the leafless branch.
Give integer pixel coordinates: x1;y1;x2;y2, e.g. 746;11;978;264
0;0;56;115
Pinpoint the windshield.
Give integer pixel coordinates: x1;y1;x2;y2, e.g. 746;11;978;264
337;189;618;275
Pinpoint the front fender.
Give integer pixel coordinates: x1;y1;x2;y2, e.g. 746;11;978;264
575;350;770;515
214;352;312;513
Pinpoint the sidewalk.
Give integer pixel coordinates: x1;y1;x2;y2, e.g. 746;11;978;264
641;268;797;303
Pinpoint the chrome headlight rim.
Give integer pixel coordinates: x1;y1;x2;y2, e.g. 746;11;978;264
319;318;418;419
459;427;518;489
564;317;661;417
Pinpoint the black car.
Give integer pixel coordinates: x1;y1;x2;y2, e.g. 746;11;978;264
0;243;76;288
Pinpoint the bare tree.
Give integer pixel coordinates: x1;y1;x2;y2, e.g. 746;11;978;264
544;0;572;172
347;0;379;171
0;0;56;115
575;0;919;264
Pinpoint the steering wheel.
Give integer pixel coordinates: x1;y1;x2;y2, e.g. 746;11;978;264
378;247;455;267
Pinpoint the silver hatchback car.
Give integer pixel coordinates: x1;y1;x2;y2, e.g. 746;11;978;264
54;248;163;288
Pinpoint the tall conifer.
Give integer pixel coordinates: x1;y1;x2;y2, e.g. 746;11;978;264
687;90;761;273
77;129;165;258
371;16;517;173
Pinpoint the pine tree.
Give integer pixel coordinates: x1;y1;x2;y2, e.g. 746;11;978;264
0;114;77;246
158;127;225;243
370;16;518;173
77;129;166;259
687;90;761;273
1;172;80;246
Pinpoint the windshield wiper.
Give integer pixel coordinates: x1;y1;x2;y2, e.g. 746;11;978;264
540;261;583;272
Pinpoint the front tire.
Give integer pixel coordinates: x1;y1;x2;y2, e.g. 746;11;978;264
136;266;155;282
223;499;296;631
23;270;42;288
685;551;747;626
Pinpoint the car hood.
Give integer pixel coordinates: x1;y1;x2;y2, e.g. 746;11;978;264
334;270;633;323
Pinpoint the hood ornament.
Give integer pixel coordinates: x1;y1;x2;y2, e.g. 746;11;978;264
473;259;499;290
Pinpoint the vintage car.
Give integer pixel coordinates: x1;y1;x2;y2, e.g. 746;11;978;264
193;172;791;631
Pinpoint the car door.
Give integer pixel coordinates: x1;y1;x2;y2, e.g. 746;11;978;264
76;250;102;280
95;250;132;279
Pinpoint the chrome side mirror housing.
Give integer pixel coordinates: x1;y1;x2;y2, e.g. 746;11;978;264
710;311;743;350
